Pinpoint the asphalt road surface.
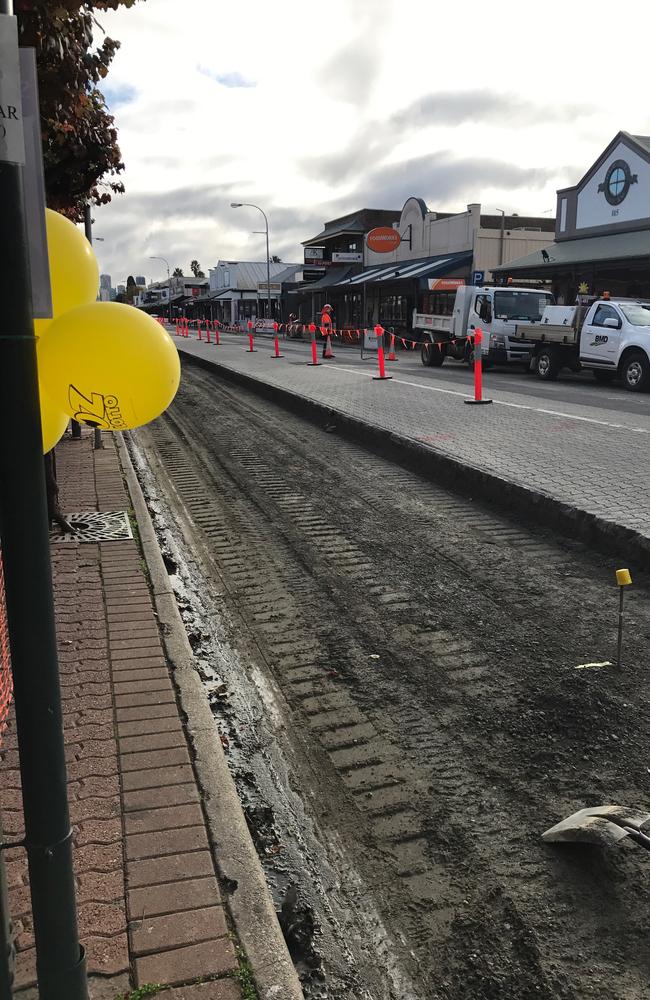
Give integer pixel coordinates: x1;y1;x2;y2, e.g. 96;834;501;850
135;360;650;1000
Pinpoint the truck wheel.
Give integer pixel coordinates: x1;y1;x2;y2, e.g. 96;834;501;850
593;370;615;384
421;338;445;367
536;346;560;381
620;350;650;392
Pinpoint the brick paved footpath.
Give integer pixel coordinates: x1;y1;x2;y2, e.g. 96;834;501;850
0;430;241;999
175;329;650;544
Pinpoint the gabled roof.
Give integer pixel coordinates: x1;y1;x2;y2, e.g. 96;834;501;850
558;131;650;196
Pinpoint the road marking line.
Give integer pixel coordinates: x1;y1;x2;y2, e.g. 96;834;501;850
323;365;650;434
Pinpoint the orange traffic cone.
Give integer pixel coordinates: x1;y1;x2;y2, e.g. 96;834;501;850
323;333;335;358
387;331;397;361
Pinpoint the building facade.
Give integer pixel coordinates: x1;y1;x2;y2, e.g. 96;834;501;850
291;199;554;336
493;132;650;302
205;261;301;324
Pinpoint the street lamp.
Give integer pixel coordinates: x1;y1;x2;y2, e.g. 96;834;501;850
230;202;272;322
149;255;171;325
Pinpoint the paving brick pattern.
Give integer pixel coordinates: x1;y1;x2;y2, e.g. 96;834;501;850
176;330;650;542
0;432;241;997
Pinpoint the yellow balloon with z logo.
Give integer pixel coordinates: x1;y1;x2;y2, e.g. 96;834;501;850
37;302;181;430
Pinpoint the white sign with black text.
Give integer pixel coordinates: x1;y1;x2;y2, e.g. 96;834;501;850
0;15;25;165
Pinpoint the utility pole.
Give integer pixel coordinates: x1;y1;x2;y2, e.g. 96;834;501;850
497;208;506;266
0;6;87;997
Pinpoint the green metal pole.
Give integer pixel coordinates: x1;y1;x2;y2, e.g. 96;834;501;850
0;5;87;997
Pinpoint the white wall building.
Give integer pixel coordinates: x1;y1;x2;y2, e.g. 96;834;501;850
364;199;555;280
208;261;301;323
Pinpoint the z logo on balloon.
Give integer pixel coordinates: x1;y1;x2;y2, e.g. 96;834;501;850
68;385;128;430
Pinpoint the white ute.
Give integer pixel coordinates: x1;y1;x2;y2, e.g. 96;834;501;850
515;297;650;391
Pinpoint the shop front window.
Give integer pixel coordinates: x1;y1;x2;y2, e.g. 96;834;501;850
379;293;408;324
421;291;455;316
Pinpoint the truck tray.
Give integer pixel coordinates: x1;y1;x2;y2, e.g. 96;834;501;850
514;323;578;345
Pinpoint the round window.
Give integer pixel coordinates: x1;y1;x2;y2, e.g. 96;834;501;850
603;159;633;206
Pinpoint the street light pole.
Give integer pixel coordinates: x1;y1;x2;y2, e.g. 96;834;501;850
230;203;272;321
149;255;171;325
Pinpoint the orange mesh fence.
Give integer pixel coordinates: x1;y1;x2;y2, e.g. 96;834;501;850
0;548;12;747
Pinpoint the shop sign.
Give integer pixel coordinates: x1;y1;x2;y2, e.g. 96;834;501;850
366;227;401;253
304;247;325;264
332;251;363;262
0;16;24;165
428;277;465;291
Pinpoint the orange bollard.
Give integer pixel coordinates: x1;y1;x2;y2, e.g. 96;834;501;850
197;319;202;341
307;323;320;366
372;325;392;381
206;321;211;344
215;322;220;346
464;328;493;405
270;322;283;359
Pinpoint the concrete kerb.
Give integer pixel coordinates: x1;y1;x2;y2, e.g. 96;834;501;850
115;433;304;1000
179;350;650;572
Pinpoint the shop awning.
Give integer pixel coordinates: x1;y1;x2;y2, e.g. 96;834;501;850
288;266;353;294
334;250;473;286
493;229;650;275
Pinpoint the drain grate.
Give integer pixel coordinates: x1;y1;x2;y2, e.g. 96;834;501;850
49;511;133;544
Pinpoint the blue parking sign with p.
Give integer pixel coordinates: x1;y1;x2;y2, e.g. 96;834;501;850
473;270;485;285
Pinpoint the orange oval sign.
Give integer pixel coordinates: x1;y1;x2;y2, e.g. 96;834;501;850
366;227;401;253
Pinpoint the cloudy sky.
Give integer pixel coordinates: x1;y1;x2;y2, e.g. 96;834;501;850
93;0;650;285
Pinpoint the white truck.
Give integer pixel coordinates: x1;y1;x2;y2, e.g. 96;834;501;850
514;297;650;391
415;285;555;368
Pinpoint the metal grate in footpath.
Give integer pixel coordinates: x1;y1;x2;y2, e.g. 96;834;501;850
49;510;133;544
0;548;12;749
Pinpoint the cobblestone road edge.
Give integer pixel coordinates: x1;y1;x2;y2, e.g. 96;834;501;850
115;433;304;1000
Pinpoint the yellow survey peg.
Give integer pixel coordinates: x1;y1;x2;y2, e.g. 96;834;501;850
616;568;632;669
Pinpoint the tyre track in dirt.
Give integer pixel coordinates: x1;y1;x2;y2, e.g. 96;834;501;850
138;361;650;1000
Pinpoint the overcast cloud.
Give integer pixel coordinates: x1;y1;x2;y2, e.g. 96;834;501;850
92;0;650;284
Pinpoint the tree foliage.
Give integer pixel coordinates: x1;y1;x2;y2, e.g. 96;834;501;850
172;267;184;277
16;1;141;221
190;260;205;278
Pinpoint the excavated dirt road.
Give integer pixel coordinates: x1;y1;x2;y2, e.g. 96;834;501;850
134;360;650;1000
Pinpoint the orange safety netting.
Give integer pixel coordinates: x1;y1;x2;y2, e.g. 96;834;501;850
0;549;12;747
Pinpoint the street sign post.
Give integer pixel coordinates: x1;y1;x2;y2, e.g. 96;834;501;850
0;9;88;997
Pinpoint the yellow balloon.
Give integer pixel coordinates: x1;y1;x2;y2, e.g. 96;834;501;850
38;209;99;323
38;302;181;431
39;382;69;454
